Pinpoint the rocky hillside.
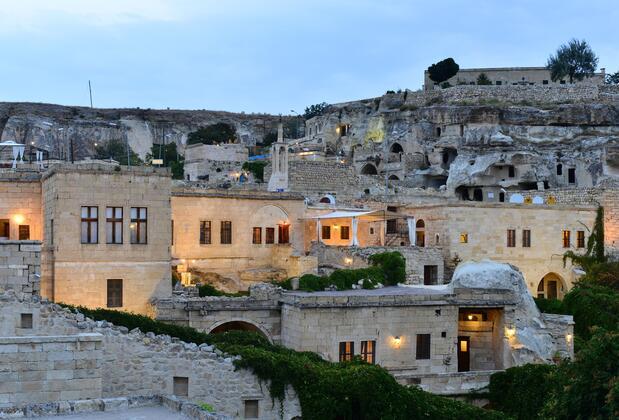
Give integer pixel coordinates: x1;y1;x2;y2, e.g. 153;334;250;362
0;102;293;159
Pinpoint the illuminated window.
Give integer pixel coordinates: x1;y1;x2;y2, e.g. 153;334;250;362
339;341;354;362
278;224;290;244
460;233;468;243
106;207;123;244
360;340;376;364
562;230;571;248
460;340;468;352
252;227;262;244
130;207;147;244
81;206;98;244
577;230;585;248
0;219;9;239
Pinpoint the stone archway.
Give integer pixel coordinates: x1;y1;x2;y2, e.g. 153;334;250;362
208;320;272;342
390;142;404;153
360;163;378;175
536;273;566;300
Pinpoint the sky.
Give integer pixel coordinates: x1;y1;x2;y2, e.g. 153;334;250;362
0;0;618;114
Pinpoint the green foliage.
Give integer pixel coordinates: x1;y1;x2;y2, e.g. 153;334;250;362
303;102;329;120
563;282;619;341
60;303;500;420
198;402;214;412
242;161;267;182
533;297;568;314
488;364;557;419
564;206;606;271
547;39;598;83
440;81;452;89
276;251;406;292
261;131;278;146
476;73;492;85
146;142;184;179
427;58;460;84
94;139;142;166
197;284;247;297
607;71;619;85
187;123;237;145
368;251;406;285
385;90;396;94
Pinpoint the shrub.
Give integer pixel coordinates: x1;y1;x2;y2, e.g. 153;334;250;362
488;364;557;419
242;161;267;182
427;58;459;84
476;73;492;85
368;251;406;285
563;282;619;340
533;297;568;314
187;123;237;145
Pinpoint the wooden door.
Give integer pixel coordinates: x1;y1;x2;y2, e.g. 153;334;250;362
458;336;470;372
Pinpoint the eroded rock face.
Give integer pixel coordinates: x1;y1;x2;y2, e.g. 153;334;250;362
451;260;562;364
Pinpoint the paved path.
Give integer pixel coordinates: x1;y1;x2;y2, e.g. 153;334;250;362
25;406;190;420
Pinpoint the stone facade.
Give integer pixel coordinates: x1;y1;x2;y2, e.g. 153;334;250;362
423;66;606;90
184;143;249;183
0;241;41;295
41;164;172;314
0;292;301;419
0;171;42;241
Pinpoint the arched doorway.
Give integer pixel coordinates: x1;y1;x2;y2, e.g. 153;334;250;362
388;175;400;180
209;320;270;340
536;273;566;300
416;219;425;247
390;143;404;153
360;163;378;175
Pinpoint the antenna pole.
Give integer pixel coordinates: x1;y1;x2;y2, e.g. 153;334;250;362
88;80;93;108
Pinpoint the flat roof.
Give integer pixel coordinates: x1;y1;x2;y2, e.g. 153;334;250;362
285;285;451;298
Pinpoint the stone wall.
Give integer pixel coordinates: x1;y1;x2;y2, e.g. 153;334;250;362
0;172;42;241
264;160;360;195
0;241;40;295
0;293;301;419
0;333;102;405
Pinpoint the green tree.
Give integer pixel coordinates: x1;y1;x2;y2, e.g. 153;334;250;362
547;39;598;83
476;73;492;85
303;102;329;119
261;131;278;146
187;123;237;145
606;71;619;85
242;161;267;182
94;138;142;166
427;58;460;84
146;142;184;179
564;206;606;272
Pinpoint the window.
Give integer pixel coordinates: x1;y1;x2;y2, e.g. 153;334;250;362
171;220;174;245
339;341;354;362
252;227;262;244
322;225;331;240
360;340;376;364
18;225;30;240
81;206;98;244
563;230;571;248
508;166;515;178
386;219;397;234
200;221;211;245
173;376;189;397
106;207;123;244
460;233;468;243
507;229;516;247
106;279;123;308
416;334;431;360
543;80;549;85
340;226;350;240
424;265;438;285
436;127;441;137
20;313;33;329
556;164;563;175
265;227;275;244
244;400;259;419
220;221;232;244
560;80;566;84
495;81;502;85
50;219;54;245
278;224;290;244
522;229;531;247
369;227;375;235
568;168;576;184
0;219;8;239
577;230;585;248
130;207;147;244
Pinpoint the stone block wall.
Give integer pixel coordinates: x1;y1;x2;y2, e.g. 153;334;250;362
0;241;41;295
264;160;360;194
0;333;102;405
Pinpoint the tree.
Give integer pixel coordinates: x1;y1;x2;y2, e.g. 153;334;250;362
546;39;598;83
427;58;460;84
304;102;329;120
187;123;237;145
94;138;142;166
476;73;492;85
606;71;619;85
146;142;184;180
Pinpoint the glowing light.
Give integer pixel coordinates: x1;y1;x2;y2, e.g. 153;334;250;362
459;340;468;352
505;327;516;338
467;314;474;321
129;223;136;230
344;257;353;265
391;336;402;348
566;334;573;343
12;214;25;224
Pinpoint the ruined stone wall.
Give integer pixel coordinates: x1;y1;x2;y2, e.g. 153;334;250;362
0;241;40;295
0;294;301;419
0;333;103;405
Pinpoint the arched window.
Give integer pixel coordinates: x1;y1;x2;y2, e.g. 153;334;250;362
416;219;425;247
360;163;378;175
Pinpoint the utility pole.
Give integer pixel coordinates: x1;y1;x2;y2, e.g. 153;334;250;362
88;80;93;108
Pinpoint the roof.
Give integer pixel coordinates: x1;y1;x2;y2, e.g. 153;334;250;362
306;209;401;221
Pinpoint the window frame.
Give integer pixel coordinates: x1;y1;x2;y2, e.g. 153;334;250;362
81;206;99;244
522;229;531;248
423;265;438;285
576;230;585;248
340;225;350;240
562;230;571;248
106;279;123;308
278;224;290;244
130;207;147;244
265;227;275;244
106;207;123;244
416;334;431;360
220;221;232;244
338;341;354;362
506;229;516;248
321;225;331;240
360;340;376;364
200;221;212;245
252;227;262;244
18;225;30;240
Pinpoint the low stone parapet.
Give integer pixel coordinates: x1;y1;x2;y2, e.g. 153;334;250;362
0;240;41;296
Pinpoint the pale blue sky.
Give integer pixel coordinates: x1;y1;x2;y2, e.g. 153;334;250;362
1;0;617;114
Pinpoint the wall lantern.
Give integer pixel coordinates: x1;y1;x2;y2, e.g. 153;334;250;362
505;326;516;338
12;214;25;225
566;334;573;343
344;257;353;265
392;336;402;348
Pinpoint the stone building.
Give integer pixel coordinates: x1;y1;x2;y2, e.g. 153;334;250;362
183;142;249;183
423;66;606;90
171;186;316;291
